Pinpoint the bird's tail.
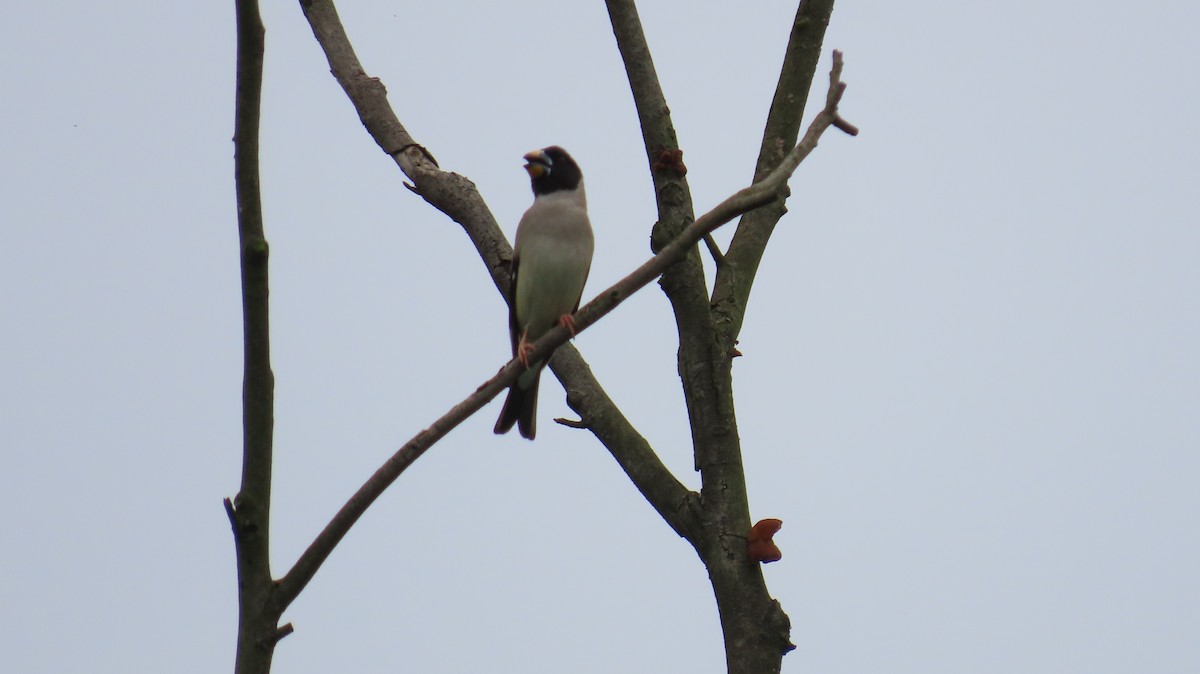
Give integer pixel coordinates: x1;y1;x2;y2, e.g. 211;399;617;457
493;377;540;440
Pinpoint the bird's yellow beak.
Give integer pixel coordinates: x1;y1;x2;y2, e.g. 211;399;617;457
523;150;551;178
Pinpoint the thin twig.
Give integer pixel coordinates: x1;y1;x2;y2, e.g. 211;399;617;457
268;624;294;646
833;116;859;136
702;234;725;265
223;498;238;536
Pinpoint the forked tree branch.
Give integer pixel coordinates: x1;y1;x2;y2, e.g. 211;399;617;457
275;50;855;609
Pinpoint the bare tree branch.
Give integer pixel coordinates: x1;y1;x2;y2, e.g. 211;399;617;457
703;233;726;266
712;0;837;343
233;4;271;539
276;55;855;607
276;351;534;607
271;337;694;606
229;1;283;673
298;0;513;291
604;0;696;232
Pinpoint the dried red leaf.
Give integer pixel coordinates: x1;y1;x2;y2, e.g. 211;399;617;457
747;518;783;564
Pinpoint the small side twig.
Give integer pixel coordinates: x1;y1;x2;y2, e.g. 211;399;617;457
833;116;859;136
554;417;590;430
264;624;294;647
223;497;239;537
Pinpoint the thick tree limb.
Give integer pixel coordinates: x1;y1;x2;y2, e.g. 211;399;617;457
605;7;854;665
712;0;837;343
601;8;815;670
276;54;855;607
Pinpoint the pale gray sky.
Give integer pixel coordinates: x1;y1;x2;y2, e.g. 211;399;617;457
2;1;1197;673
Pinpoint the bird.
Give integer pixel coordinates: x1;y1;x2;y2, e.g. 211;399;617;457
494;146;594;440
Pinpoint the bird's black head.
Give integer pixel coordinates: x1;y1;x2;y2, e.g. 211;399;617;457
524;146;582;196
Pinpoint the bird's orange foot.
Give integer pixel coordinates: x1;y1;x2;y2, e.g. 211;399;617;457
558;314;577;337
516;333;535;369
